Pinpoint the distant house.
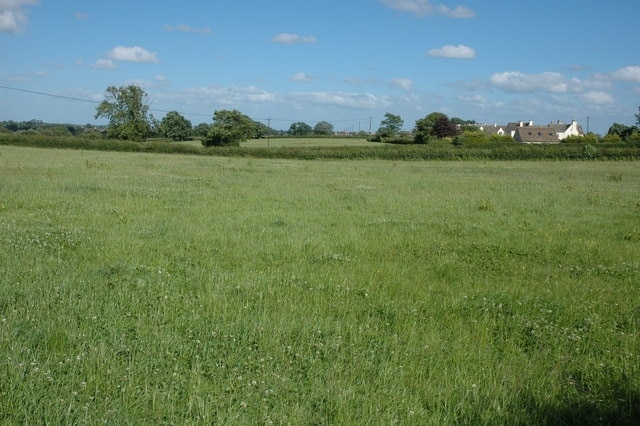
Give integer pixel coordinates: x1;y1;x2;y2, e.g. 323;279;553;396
479;119;583;143
478;123;506;136
514;126;559;143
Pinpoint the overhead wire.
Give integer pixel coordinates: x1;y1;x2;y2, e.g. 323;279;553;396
0;84;377;128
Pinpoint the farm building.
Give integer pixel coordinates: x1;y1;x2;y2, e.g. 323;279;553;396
479;120;583;143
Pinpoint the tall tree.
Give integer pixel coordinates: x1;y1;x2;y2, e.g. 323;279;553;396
288;122;313;136
314;121;334;135
192;123;211;138
377;113;404;138
607;123;635;139
160;111;192;141
202;109;255;147
95;85;152;142
432;116;460;138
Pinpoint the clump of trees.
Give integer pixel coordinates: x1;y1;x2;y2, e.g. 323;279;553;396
287;121;335;136
314;121;334;135
414;112;460;143
202;109;256;147
159;111;192;141
288;122;312;136
604;120;640;145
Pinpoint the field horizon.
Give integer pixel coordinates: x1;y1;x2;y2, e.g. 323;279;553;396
1;145;638;423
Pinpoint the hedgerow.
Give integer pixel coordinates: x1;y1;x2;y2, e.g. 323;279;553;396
1;133;638;160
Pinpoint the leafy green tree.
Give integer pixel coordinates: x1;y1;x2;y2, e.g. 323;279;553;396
160;111;192;141
635;106;640;126
377;113;404;138
95;85;152;142
288;122;312;136
41;125;72;137
414;112;447;143
253;121;273;139
314;121;334;135
607;123;633;138
451;117;477;132
192;123;211;138
601;133;622;144
202;109;255;147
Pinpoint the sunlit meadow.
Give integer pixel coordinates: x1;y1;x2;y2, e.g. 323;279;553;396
1;145;638;423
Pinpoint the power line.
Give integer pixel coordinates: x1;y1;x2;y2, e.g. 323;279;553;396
0;84;378;128
0;84;101;105
0;84;211;118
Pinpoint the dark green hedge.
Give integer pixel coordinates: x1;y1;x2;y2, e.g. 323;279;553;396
1;134;639;161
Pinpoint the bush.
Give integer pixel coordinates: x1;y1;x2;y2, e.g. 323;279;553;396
385;136;414;145
564;134;599;144
489;135;515;144
582;144;598;159
601;133;622;144
460;131;488;144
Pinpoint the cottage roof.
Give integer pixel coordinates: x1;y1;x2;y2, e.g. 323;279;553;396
480;125;506;135
514;126;559;143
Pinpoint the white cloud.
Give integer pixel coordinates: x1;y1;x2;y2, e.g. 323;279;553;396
581;91;615;105
611;65;640;82
271;33;317;44
344;77;381;86
290;72;315;83
390;78;413;91
108;46;158;63
290;91;385;109
164;85;278;107
380;0;474;18
458;93;488;105
427;44;475;59
74;12;89;20
436;4;475;18
164;24;211;35
490;71;579;93
0;0;38;33
92;59;116;70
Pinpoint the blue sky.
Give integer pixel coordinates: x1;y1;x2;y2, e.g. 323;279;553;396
1;0;639;135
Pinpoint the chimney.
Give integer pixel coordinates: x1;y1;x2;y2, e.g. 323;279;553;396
529;120;533;126
519;121;523;127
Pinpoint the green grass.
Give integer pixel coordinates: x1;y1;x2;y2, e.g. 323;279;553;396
1;146;639;423
166;136;377;149
244;137;378;148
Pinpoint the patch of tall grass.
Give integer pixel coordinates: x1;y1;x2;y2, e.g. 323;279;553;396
0;146;639;423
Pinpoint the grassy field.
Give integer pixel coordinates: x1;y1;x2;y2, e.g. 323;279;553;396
1;145;639;424
174;136;378;149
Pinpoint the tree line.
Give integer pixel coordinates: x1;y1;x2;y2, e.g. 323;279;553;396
3;84;640;146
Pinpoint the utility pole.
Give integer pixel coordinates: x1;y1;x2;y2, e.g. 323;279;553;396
267;117;271;148
369;117;372;134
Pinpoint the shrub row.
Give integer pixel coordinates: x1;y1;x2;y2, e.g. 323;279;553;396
1;133;639;161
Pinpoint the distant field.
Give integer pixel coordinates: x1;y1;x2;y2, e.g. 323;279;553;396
245;137;379;148
176;136;379;148
1;145;639;423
